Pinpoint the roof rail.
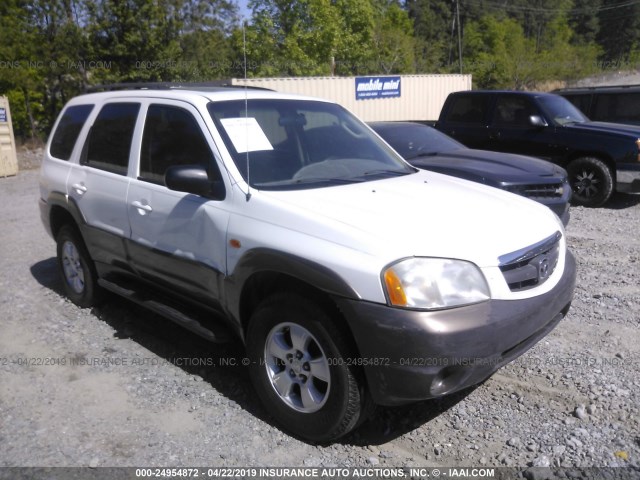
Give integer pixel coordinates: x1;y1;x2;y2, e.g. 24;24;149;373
84;82;273;93
555;84;640;92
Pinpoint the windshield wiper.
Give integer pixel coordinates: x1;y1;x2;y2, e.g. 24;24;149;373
293;176;365;185
362;168;412;176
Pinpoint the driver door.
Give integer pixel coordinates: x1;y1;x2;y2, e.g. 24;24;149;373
489;94;558;161
126;100;229;306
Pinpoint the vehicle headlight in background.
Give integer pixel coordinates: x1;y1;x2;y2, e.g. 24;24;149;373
383;258;490;309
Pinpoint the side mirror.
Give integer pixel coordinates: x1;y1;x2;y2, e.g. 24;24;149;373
529;115;548;128
165;165;225;200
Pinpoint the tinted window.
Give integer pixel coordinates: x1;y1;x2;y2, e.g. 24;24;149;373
593;93;640;123
84;103;140;175
140;105;214;184
208;99;413;190
445;96;489;124
50;105;94;160
493;96;537;127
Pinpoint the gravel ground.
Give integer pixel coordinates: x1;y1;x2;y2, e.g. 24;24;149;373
0;158;639;478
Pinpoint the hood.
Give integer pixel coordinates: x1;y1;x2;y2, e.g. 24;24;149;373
257;170;562;268
566;121;640;138
409;149;564;184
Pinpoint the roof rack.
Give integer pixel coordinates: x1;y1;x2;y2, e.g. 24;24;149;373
84;81;273;93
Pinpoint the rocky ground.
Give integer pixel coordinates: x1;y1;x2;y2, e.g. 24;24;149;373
0;154;638;479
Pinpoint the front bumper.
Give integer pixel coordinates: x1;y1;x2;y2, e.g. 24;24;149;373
617;165;640;193
336;252;576;406
546;198;570;226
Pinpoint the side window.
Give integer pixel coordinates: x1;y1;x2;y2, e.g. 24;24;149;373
83;103;140;175
50;105;94;160
493;96;537;127
594;93;640;123
445;96;489;124
140;104;215;184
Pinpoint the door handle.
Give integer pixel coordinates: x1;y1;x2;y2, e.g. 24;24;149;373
131;200;153;214
71;183;87;195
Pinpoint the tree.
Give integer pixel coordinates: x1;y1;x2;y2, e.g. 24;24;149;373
371;1;415;74
568;0;601;45
464;13;600;90
405;0;453;71
235;0;378;76
464;15;538;89
597;0;640;63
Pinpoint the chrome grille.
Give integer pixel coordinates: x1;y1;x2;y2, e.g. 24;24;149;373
499;232;562;292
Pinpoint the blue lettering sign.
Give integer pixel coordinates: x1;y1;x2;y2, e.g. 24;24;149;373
355;76;401;100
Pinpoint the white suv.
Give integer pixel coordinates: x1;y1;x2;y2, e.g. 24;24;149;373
39;84;576;442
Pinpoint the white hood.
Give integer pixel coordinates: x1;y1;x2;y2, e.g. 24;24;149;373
257;170;562;268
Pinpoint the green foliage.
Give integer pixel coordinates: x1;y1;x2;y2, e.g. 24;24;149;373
597;0;640;62
406;0;452;71
371;1;416;74
463;13;601;90
0;0;632;140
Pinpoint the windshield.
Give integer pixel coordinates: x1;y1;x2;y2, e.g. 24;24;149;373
538;95;589;125
207;99;414;190
371;123;464;159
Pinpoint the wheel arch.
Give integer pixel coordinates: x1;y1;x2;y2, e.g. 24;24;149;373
47;192;87;240
565;151;616;182
226;249;360;342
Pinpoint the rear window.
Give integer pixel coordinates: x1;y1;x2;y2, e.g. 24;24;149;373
49;105;94;160
445;95;490;124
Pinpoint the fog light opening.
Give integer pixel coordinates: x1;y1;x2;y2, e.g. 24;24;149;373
429;366;471;397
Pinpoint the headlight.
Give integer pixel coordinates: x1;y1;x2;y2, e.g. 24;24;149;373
382;258;490;310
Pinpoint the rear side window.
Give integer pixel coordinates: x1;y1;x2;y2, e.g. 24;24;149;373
140;104;214;184
593;93;640;123
445;95;489;124
49;105;94;160
83;103;140;175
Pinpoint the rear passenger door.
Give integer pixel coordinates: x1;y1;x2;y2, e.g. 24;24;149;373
67;102;140;269
126;101;229;306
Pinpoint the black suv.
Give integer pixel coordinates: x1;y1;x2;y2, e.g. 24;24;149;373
436;90;640;207
555;84;640;126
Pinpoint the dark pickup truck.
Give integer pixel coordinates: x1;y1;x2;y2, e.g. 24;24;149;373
435;90;640;207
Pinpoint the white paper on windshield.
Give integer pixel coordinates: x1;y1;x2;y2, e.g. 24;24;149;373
220;117;273;154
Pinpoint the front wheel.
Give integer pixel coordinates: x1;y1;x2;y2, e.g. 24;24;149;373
246;293;369;442
567;157;614;207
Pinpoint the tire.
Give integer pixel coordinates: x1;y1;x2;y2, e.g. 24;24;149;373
246;293;369;442
567;157;614;207
56;225;101;308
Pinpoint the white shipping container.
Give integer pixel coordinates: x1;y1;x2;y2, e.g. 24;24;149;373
231;74;471;122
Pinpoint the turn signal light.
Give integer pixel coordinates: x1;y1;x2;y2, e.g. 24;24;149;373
384;269;407;306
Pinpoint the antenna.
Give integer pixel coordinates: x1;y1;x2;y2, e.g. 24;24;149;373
243;21;251;202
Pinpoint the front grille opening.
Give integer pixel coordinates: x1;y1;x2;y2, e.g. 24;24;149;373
499;232;561;292
506;183;564;199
